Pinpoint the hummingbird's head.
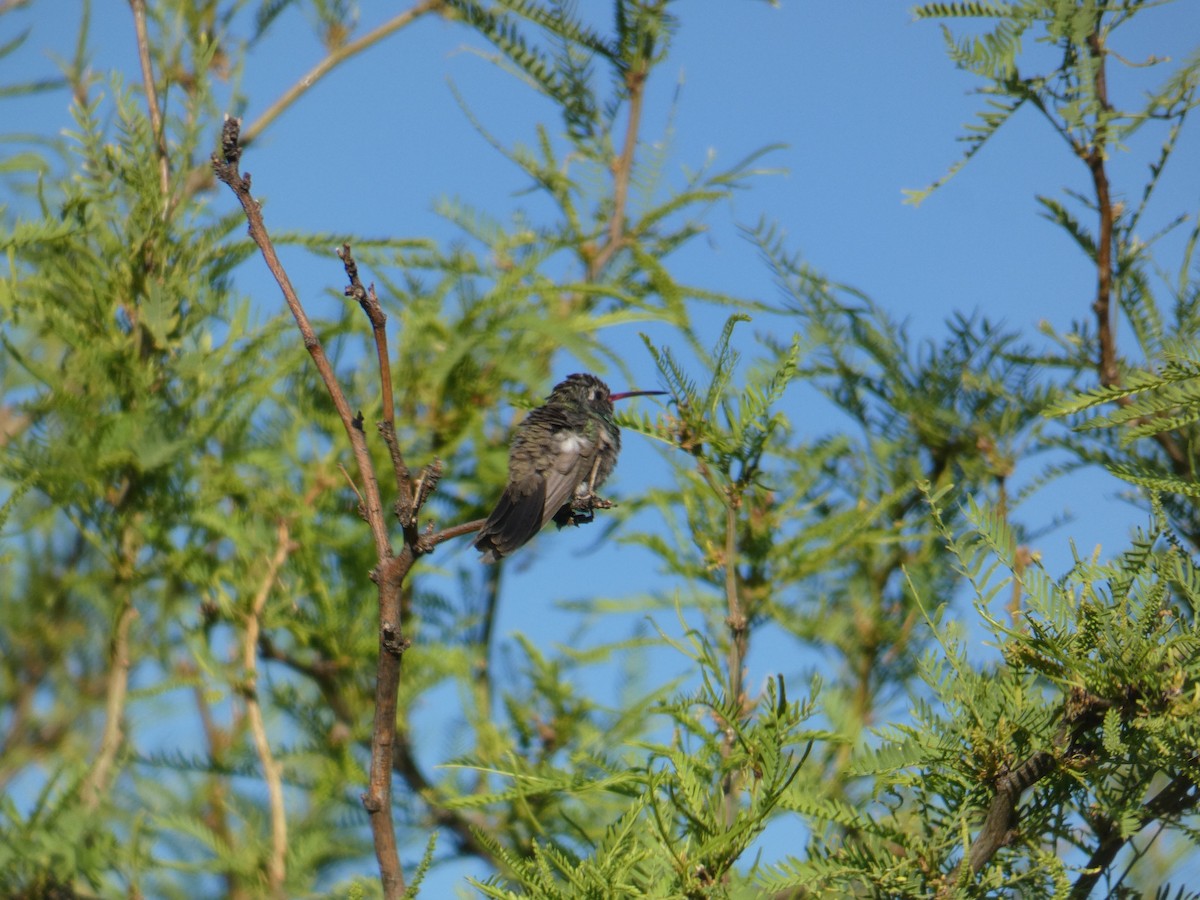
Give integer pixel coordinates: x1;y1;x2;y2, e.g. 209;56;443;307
550;373;665;411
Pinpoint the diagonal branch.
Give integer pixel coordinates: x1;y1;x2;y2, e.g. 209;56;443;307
1069;773;1200;900
944;688;1112;890
212;119;392;564
337;243;418;525
240;0;445;149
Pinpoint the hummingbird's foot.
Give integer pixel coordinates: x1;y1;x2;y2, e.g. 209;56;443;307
552;493;615;529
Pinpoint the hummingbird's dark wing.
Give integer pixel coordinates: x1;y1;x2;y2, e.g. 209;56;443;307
472;474;547;563
539;429;597;527
474;413;597;562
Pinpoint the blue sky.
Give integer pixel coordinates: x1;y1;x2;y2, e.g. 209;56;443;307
6;0;1200;894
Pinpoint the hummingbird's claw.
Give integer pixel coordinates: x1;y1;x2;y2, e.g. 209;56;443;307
552;492;615;529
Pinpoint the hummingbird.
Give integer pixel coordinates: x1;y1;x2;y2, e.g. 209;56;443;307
474;373;665;562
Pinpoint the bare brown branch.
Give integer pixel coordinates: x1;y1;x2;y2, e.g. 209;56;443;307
211;118;392;563
338;244;396;430
426;517;486;550
1085;30;1117;392
337;243;415;523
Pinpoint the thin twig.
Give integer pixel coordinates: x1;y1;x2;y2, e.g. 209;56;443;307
82;526;140;810
242;521;295;898
587;56;648;279
338;244;414;519
338;244;395;427
178;3;446;207
426;517;487;550
129;0;170;205
721;497;748;829
241;0;444;148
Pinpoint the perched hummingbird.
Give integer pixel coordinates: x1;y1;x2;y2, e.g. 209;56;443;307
474;373;665;562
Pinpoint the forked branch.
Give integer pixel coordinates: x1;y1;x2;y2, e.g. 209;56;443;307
212;116;407;897
212;116;487;898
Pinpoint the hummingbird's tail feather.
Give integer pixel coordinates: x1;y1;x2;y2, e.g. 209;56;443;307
474;477;547;562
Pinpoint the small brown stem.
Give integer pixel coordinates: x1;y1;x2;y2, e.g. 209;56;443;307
588;59;648;278
338;246;397;432
240;1;444;148
242;521;294;898
426;517;487;549
337;243;417;525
